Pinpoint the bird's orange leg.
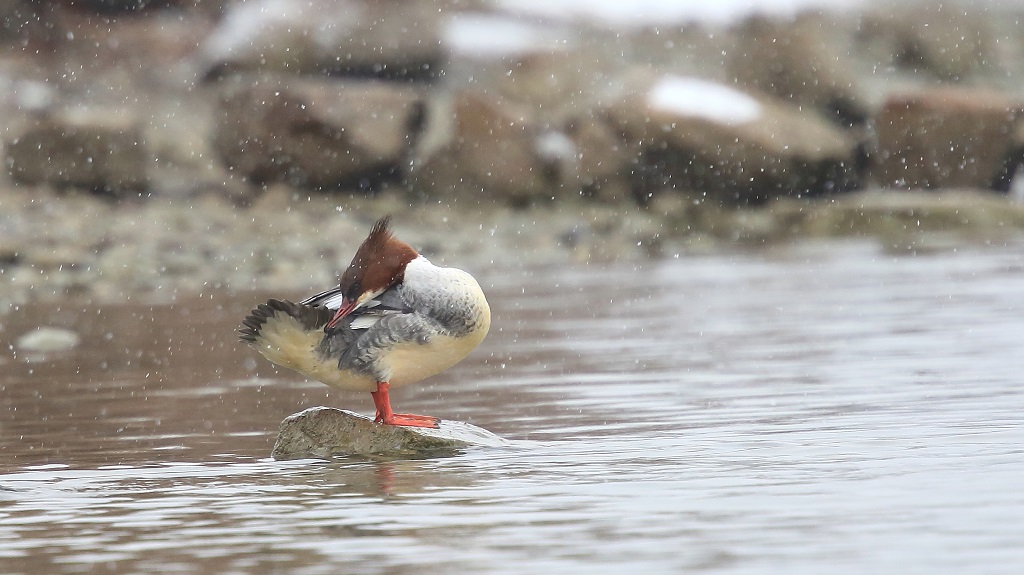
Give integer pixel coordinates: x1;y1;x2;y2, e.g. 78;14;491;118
370;381;440;428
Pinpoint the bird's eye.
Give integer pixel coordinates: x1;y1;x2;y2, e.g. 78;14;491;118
346;282;362;300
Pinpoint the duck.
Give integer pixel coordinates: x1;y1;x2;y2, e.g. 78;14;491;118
239;216;490;428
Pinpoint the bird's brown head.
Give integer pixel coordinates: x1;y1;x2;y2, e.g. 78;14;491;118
327;216;419;329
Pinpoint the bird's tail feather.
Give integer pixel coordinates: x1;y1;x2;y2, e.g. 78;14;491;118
239;299;332;372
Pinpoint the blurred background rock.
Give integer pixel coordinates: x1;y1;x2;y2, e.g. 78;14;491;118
3;0;1024;305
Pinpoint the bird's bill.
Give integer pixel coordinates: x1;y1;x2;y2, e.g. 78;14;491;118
325;298;358;329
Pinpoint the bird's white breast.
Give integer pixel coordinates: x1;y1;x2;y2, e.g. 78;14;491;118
379;256;491;386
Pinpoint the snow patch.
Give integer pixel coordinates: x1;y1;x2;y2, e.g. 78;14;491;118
648;76;761;125
202;0;357;59
17;327;80;353
535;131;577;162
444;13;573;57
202;0;298;57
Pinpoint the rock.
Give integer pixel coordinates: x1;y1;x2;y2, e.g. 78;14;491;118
16;327;80;353
873;88;1023;190
23;245;87;271
775;189;1024;241
0;1;40;42
53;0;183;13
727;13;867;127
52;6;215;70
0;240;19;265
212;77;425;189
563;114;639;202
443;29;601;119
271;406;510;459
603;71;860;204
6;108;149;193
857;4;995;81
999;122;1024;197
413;89;579;205
198;0;443;81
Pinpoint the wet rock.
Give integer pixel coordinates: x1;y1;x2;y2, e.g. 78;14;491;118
5;108;149;193
272;406;509;459
198;0;443;81
413;89;578;205
603;71;860;204
212;77;425;189
873;88;1024;190
727;13;867;127
16;327;80;353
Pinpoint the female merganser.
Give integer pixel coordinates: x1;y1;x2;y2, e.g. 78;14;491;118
239;216;490;428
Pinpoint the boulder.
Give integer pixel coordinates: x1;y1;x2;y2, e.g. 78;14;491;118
442;21;601;119
602;71;860;204
857;4;995;81
6;108;149;193
413;90;578;204
727;13;867;127
51;5;215;69
271;406;510;459
212;77;425;189
563;114;639;202
873;87;1024;190
0;1;40;42
198;0;443;81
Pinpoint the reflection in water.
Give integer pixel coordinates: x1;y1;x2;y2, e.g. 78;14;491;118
2;241;1024;574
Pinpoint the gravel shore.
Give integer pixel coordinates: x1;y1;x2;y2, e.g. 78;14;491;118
4;184;1024;309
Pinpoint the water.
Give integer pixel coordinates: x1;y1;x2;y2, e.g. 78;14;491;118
2;240;1023;574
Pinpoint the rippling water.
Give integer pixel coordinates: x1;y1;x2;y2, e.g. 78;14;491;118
2;240;1024;574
